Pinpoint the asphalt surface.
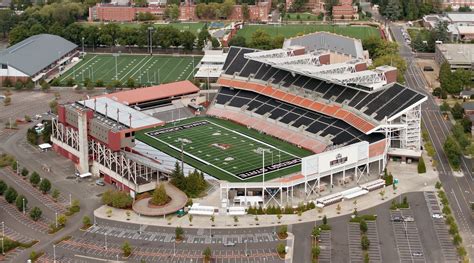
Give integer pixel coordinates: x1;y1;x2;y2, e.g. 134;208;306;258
389;24;474;255
291;191;456;263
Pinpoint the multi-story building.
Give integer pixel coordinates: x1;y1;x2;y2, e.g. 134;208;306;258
440;0;474;10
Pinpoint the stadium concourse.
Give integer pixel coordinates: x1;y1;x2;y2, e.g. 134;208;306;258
50;32;427;212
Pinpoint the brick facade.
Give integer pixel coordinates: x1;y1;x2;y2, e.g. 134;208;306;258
90;2;270;22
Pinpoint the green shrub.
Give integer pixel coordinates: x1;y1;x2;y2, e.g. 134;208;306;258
0;180;7;195
29;172;41;187
29;207;42;221
361;235;370;250
15;195;27;211
101;190;133;209
417;157;426;173
5;186;18;203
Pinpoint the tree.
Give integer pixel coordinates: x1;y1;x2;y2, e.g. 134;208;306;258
69;199;80;213
150;184;169;206
210;215;215;226
29;207;42;221
242;3;250;21
382;0;402;21
276;243;286;256
203;247;212;262
278;225;288;239
29;172;41;187
0;180;7;195
21;167;29;177
361;235;370;250
40;81;50;92
101;190;133;209
51;189;60;201
122;241;132;257
360;219;368;233
188;214;193;226
57;214;67;227
249;29;273;50
322;215;328;225
197;28;210;50
211;37;220;48
432;21;449;43
312;246;321;260
15;195;27;211
180;31;196;51
49;100;58;114
5;186;17;203
82;216;91;228
336;204;341;214
379;189;386;200
444;135;462;170
175;226;184;241
164;4;179;21
228;35;247;47
277;213;282;223
39;178;51;193
170;161;186;191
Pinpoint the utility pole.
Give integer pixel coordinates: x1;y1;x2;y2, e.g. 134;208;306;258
148;27;154;55
181;140;184;172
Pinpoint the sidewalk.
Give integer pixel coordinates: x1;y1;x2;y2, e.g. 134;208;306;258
95;158;439;229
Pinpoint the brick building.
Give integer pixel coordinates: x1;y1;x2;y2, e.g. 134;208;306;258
89;1;271;22
286;0;323;14
332;0;358;20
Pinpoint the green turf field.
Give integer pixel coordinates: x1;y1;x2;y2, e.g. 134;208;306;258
136;117;313;182
236;24;380;41
57;54;202;86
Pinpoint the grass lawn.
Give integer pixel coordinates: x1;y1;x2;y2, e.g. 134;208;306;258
79;22;206;34
57;54;202;86
284;12;323;21
135;117;312;182
236;24;380;41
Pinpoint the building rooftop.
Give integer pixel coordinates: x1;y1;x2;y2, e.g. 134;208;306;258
101;80;200;105
282;31;364;59
437;44;474;64
78;97;163;129
462;101;474;111
0;34;77;76
446;12;474;23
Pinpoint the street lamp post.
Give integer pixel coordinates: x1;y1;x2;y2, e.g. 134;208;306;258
245;240;248;256
82;37;85;54
1;237;4;255
1;221;4;238
105;233;108;250
55;212;58;228
69;193;72;206
148;27;154;55
22;198;25;215
173;241;176;256
113;53;120;80
53;244;56;263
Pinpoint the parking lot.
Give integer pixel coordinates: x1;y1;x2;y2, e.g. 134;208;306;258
54;237;283;263
318;230;331;263
0;198;49;234
365;221;382;262
348;222;364;262
86;224;279;245
424;192;458;262
390;209;425;262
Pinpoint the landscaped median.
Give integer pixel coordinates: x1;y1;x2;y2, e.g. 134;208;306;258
435;182;469;261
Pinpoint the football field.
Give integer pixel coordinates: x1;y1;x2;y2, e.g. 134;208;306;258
136;117;312;182
236;24;380;41
57;54;202;86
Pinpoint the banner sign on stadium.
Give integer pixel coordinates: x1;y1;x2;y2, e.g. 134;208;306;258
237;158;301;179
301;141;369;176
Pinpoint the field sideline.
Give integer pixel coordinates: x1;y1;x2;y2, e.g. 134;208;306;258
236;24;380;41
57;54;202;86
136;117;313;182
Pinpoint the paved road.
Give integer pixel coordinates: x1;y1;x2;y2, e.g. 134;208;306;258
390;24;474;255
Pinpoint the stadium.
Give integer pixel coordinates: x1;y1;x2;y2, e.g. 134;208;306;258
51;32;426;211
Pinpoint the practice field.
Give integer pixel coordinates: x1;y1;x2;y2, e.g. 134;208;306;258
236;24;380;41
57;54;202;86
136;117;312;182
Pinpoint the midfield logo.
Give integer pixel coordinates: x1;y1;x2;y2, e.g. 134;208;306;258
330;153;348;167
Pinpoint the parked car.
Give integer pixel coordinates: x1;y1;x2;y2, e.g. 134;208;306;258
423;66;434;71
224;241;236;247
391;216;403;222
403;216;414;222
432;213;443;219
412;252;423;257
95;179;105;186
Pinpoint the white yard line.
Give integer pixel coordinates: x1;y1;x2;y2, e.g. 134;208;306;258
119;55;149;82
60;55;98;80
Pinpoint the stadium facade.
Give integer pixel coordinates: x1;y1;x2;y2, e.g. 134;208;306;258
51;32;426;208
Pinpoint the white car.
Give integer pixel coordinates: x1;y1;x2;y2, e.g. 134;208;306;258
403;216;414;222
432;213;443;219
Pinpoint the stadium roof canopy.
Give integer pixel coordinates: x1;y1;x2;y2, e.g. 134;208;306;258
101;80;200;105
0;34;77;76
283;32;364;59
78;97;163;129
